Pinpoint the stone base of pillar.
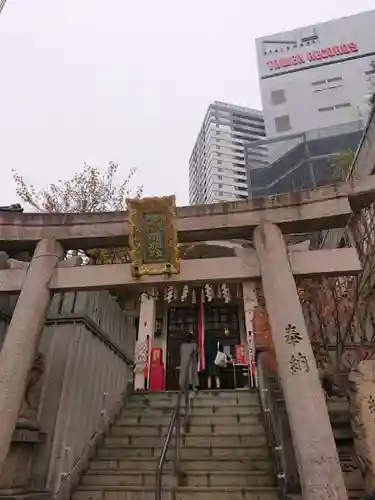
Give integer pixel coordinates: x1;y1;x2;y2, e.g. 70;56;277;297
0;418;45;495
12;420;45;445
0;489;50;500
0;443;33;493
134;371;146;391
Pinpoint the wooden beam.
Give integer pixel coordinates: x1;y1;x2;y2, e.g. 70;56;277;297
0;248;361;294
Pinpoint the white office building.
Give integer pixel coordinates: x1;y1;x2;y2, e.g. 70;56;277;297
256;10;375;144
189;101;267;205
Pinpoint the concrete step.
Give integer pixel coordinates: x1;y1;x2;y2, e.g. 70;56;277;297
105;434;268;447
126;394;260;409
125;400;260;410
121;404;261;417
183;423;266;436
346;492;366;500
81;470;275;487
89;457;273;473
98;444;270;460
118;413;262;426
190;404;262;415
333;427;353;440
109;424;265;438
73;486;279;500
286;492;363;500
183;435;268;446
130;390;257;400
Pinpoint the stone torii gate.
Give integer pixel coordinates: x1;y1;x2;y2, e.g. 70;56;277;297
0;180;375;500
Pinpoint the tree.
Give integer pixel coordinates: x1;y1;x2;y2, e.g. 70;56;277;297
296;203;375;496
12;161;142;213
12;162;143;264
330;149;355;182
367;60;375;106
297;202;375;396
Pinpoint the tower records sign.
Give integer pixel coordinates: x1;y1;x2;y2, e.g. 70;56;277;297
266;42;359;72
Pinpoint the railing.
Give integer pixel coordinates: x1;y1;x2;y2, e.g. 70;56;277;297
155;349;195;500
257;353;288;500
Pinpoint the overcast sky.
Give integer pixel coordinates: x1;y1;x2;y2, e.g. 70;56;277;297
0;0;374;208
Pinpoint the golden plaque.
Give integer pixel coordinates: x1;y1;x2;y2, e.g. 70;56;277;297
127;195;180;276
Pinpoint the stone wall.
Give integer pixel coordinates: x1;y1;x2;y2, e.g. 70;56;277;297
0;290;138;496
0;296;16;349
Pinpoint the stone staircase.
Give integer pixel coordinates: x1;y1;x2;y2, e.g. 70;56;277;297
269;379;365;499
73;389;279;500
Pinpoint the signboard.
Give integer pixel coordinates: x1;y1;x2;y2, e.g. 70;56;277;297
127;195;180;276
266;42;358;71
256;10;375;78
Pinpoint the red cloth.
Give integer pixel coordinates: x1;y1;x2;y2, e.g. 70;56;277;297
197;289;205;372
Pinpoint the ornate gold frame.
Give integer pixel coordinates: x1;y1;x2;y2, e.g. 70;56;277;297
127;195;180;276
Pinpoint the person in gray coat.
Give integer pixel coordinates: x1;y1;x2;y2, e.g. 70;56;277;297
179;331;199;390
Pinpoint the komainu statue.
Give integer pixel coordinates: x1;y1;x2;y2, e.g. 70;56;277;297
348;360;375;496
19;352;45;427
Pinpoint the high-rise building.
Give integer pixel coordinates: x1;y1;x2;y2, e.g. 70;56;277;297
189;101;267;205
256;10;375;141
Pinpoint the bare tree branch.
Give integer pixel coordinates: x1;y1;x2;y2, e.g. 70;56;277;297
12;162;143;264
297;200;375;393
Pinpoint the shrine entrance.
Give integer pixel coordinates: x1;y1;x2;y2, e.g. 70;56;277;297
165;298;243;391
166;305;197;390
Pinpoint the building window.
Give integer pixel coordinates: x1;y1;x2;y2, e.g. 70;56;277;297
312;79;326;86
313;84;343;93
218;183;223;188
270;89;286;105
274;115;291;133
219;191;223;197
318;106;334;112
318;103;351;112
335;102;351;109
327;76;343;83
218;175;222;180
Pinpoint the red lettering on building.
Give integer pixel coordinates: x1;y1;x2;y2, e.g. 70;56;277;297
266;41;359;71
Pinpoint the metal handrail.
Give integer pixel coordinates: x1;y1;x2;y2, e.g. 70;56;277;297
257;353;288;500
155;348;195;500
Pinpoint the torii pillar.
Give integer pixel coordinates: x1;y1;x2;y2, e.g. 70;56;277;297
253;222;348;500
0;239;63;474
134;292;156;391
